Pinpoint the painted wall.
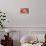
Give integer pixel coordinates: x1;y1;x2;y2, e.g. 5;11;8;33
0;0;46;27
0;0;46;46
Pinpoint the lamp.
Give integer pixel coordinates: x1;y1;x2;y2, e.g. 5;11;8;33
5;29;9;33
5;29;10;37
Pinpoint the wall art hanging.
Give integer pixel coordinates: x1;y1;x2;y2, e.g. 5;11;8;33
20;8;29;14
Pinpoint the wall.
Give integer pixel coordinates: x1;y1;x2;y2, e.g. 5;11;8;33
0;0;46;46
0;0;46;27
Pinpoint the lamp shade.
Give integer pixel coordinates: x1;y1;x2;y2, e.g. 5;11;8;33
5;29;10;33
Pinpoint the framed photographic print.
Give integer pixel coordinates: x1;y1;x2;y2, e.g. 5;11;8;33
20;8;29;14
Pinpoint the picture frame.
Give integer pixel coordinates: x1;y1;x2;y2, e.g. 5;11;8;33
20;8;29;14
